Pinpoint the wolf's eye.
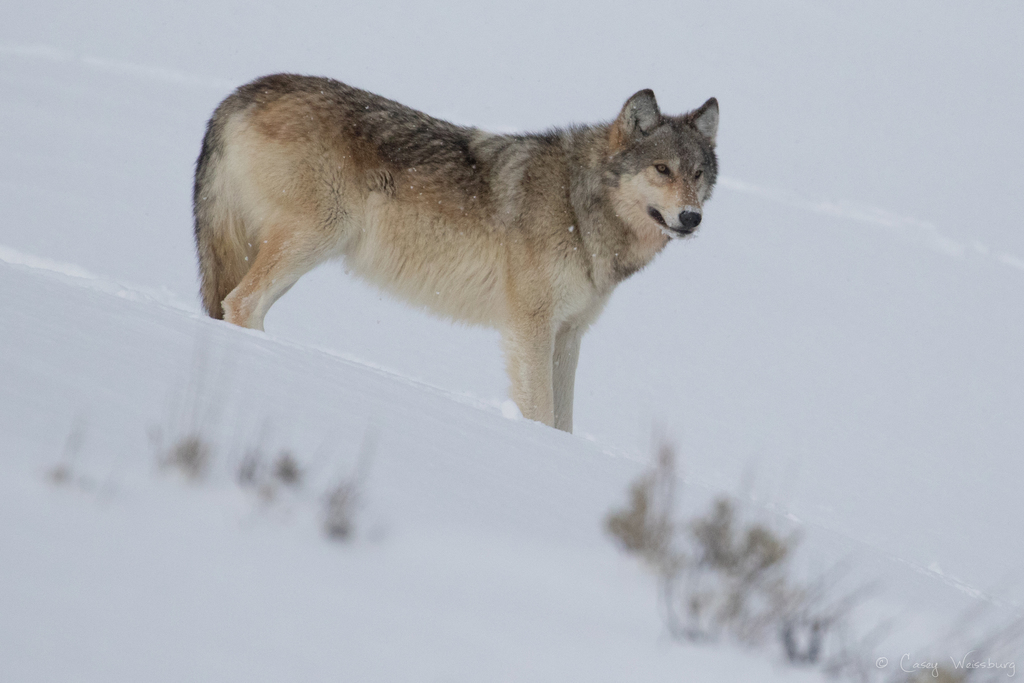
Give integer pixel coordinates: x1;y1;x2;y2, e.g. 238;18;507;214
654;164;670;175
694;170;703;180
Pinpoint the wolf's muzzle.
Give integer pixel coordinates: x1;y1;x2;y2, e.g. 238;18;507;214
679;210;702;231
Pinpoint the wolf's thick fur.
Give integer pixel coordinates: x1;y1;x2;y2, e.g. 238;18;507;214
194;75;718;432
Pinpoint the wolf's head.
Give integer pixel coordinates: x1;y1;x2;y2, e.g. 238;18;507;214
606;90;718;239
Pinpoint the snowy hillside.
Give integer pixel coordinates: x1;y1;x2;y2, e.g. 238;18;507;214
2;0;1023;680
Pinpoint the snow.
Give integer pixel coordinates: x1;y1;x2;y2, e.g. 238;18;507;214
2;0;1023;680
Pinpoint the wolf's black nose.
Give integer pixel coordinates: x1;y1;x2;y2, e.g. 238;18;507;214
679;211;702;230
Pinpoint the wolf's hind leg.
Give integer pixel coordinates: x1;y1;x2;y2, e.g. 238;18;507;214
222;221;336;331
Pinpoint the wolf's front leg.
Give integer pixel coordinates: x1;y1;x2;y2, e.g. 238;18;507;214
552;325;583;433
502;321;556;428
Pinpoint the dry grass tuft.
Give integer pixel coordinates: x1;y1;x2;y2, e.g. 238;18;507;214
273;451;302;486
606;443;676;571
907;669;967;683
47;463;74;485
235;447;304;503
237;449;262;487
164;434;211;481
47;416;88;486
323;480;359;540
321;428;376;543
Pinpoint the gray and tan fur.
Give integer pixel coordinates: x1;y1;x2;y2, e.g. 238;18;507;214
194;75;718;432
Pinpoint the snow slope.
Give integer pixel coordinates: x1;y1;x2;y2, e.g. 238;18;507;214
2;0;1023;679
1;256;837;682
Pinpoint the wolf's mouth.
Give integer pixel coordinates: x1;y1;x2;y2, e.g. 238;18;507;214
647;207;668;227
648;206;697;237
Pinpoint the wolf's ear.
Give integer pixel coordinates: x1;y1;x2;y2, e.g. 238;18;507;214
609;89;661;151
686;97;718;144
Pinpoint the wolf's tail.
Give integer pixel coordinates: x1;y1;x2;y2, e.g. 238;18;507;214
192;107;250;320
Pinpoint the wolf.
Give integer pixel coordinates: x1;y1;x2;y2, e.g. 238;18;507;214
193;75;718;432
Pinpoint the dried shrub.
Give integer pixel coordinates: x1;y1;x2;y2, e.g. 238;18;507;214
664;496;797;645
898;614;1024;683
237;448;262;487
323;480;359;541
321;428;376;542
606;441;865;672
680;497;796;642
273;451;302;486
48;416;88;486
606;443;678;572
47;463;73;485
164;434;211;481
906;668;967;683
